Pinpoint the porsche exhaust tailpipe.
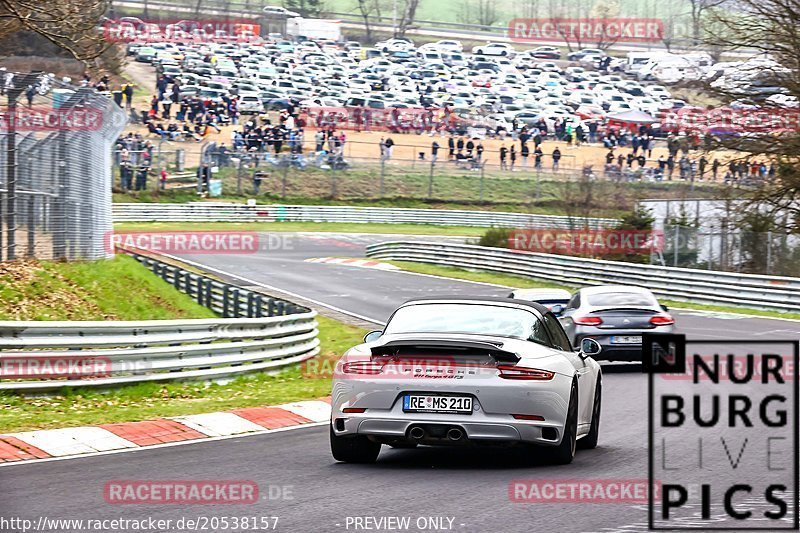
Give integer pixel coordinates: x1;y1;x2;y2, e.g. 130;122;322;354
447;428;464;441
409;426;425;440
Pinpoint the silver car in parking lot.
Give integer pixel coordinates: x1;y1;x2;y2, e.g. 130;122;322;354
330;297;603;465
559;285;675;362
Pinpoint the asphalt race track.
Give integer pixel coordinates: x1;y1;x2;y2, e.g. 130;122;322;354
3;232;799;533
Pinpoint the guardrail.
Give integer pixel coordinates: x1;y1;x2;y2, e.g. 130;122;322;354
113;203;618;229
366;241;800;313
0;252;319;391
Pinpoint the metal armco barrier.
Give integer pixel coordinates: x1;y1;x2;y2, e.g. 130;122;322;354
0;253;318;391
129;252;309;317
113;203;617;229
366;241;800;313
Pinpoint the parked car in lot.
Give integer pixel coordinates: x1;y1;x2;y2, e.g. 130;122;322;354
472;42;516;57
530;46;561;59
330;297;603;465
262;5;300;17
567;48;606;61
558;285;675;361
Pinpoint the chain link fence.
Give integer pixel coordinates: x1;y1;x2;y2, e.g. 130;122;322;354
0;72;127;261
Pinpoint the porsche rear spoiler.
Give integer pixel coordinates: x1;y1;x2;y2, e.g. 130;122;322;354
370;339;520;363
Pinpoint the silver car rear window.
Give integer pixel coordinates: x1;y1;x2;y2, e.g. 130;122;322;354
586;292;656;307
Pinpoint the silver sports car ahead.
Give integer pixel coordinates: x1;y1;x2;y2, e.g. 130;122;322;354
330;297;603;465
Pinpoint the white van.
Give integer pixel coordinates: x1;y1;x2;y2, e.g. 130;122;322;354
624;52;670;74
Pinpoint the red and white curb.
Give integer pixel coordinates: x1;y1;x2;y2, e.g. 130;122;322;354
0;398;332;464
305;257;400;271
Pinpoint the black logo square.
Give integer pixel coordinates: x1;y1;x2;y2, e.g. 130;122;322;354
642;333;686;374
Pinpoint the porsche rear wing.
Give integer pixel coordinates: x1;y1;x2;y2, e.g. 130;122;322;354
370;339;520;363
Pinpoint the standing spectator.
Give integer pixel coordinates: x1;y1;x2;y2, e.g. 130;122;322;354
156;75;168;100
135;163;149;191
698;156;708;180
636;153;646;168
667;154;675;180
447;136;455;159
520;143;529;168
160;167;168;190
456;136;464;156
499;144;508;170
384;137;394;160
552;147;562;171
431;140;440;163
197;163;211;193
712;159;720;181
510;145;517;171
588;121;598;144
315;130;325;152
25;84;35;108
606;149;615;165
465;138;474;157
476;142;484;161
534;146;543;169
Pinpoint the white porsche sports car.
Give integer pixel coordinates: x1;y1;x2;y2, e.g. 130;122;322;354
330;297;603;465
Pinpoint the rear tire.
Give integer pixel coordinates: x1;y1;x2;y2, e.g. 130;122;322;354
330;426;381;463
578;379;601;450
548;383;578;465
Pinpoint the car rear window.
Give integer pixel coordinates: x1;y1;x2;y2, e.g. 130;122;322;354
586;292;656;307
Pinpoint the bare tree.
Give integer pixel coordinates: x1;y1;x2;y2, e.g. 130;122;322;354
697;0;800;231
457;0;498;29
395;0;420;38
356;0;379;40
687;0;727;45
0;0;110;63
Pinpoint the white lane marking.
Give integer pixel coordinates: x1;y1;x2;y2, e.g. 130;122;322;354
153;251;386;326
278;401;332;422
0;422;328;468
171;412;266;437
9;427;137;457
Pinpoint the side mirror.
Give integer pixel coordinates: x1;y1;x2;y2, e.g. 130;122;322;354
580;338;602;358
550;304;565;316
661;304;669;312
363;330;382;343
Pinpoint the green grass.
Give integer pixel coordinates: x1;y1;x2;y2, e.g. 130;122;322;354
0;255;216;321
0;316;365;432
386;260;800;321
115;221;489;236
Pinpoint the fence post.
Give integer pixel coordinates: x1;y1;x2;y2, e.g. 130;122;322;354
222;285;230;317
331;165;337;199
27;195;35;257
536;166;541;200
379;158;385;198
673;225;679;267
767;230;773;274
428;161;434;198
479;163;485;202
236;157;243;196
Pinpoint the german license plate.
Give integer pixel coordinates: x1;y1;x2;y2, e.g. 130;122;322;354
403;395;473;414
610;335;642;344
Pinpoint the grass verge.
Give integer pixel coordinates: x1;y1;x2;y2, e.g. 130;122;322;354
0;316;364;432
385;260;800;321
0;255;216;321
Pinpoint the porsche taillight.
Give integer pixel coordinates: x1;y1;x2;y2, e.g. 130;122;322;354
497;365;555;380
341;361;384;374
